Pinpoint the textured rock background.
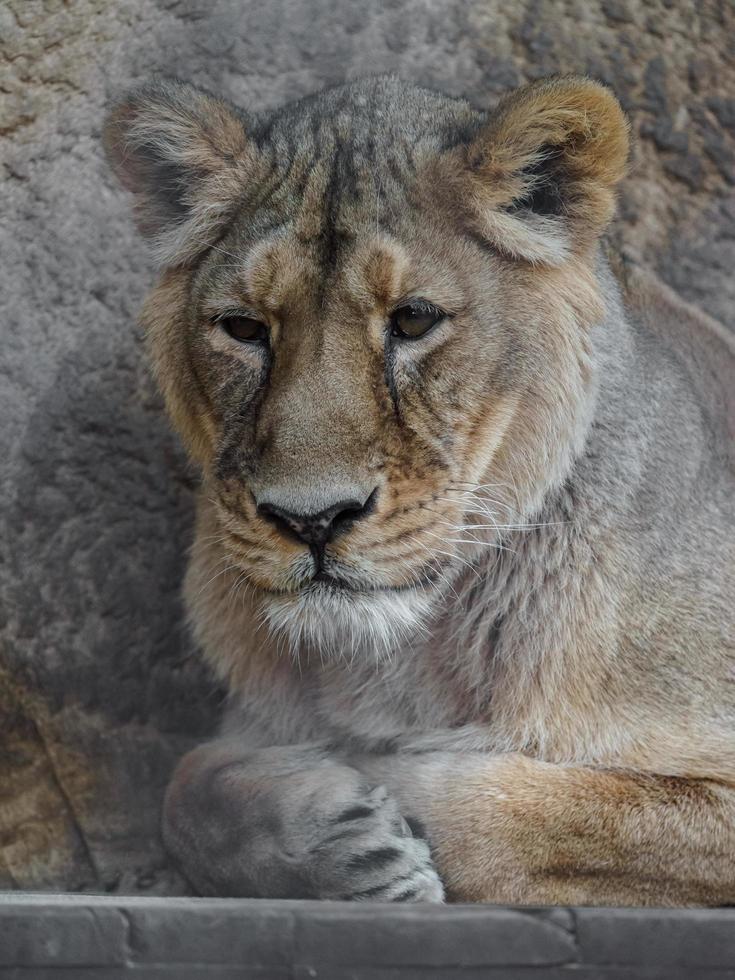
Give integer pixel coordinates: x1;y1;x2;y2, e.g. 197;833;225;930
1;0;733;894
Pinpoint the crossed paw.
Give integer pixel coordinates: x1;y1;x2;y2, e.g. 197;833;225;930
165;751;444;903
303;780;444;902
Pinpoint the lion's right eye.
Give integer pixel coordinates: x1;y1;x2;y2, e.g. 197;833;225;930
217;314;269;345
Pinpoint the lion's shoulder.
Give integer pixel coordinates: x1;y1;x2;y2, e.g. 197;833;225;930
621;264;735;466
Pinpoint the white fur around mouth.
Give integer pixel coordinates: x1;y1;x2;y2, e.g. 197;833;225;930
258;582;436;663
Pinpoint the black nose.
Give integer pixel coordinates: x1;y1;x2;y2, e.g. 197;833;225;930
257;489;378;548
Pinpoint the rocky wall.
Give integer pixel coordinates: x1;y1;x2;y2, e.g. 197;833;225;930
1;0;733;892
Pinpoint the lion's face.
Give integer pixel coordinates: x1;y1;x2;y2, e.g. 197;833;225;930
156;211;529;653
106;75;627;655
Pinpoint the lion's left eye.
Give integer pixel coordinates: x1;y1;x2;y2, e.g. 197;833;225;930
390;301;444;340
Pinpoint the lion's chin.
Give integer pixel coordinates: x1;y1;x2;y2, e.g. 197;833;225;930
258;580;435;662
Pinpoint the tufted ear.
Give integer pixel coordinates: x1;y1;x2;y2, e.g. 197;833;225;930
460;76;630;265
103;79;258;266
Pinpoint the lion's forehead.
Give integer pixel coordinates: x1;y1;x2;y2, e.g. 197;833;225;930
212;81;481;283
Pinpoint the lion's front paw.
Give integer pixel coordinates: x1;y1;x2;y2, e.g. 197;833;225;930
308;783;444;903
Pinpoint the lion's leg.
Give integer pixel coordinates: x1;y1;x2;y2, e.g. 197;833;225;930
353;751;735;905
162;738;443;901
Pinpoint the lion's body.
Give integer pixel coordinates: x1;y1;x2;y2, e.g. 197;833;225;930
106;75;735;905
189;262;735;770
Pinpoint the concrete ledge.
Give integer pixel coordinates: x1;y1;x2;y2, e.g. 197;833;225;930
1;894;734;979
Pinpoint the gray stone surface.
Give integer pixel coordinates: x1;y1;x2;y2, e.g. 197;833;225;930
1;0;734;893
0;896;735;977
575;908;735;967
0;902;127;967
292;905;577;967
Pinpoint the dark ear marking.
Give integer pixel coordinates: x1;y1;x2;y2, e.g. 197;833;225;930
506;144;568;217
459;75;630;263
103;78;259;265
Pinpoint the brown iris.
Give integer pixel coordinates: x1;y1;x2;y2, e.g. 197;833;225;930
218;314;269;344
390;301;444;340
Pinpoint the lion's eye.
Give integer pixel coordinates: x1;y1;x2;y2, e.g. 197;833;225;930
217;314;268;345
390;301;444;340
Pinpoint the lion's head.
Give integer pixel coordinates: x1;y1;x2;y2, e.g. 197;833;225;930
105;74;628;657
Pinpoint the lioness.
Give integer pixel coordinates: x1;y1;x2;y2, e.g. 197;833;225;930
104;74;735;906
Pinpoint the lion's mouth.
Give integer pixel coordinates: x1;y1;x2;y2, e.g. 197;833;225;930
256;563;448;598
311;569;354;589
252;555;453;658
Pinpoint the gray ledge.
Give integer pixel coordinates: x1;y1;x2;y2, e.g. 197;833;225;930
1;894;734;979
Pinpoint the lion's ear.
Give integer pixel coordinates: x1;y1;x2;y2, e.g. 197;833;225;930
103;79;258;266
462;76;629;265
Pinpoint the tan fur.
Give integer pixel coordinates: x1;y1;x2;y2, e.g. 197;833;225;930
105;74;735;905
468;76;630;218
355;752;735;905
